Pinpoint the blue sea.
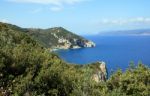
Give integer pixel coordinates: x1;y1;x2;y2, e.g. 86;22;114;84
56;36;150;72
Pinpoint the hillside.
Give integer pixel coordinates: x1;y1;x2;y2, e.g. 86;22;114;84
0;22;95;49
0;22;150;96
26;27;96;49
0;22;106;95
0;22;97;95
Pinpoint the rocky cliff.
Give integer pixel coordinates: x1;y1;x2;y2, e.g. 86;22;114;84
91;61;108;82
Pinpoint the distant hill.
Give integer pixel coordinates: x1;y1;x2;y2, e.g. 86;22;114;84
99;29;150;36
0;22;95;49
25;27;95;49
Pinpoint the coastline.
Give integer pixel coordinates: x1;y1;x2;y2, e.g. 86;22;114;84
50;44;96;52
50;41;96;52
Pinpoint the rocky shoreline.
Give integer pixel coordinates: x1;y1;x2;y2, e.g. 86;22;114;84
52;38;96;50
51;41;95;52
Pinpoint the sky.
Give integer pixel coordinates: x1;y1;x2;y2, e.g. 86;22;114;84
0;0;150;35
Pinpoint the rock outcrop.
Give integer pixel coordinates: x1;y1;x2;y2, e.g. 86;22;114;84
92;61;108;82
56;37;95;49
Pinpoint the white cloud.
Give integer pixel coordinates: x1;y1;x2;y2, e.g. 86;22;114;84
0;19;9;23
8;0;87;6
7;0;88;12
100;17;150;25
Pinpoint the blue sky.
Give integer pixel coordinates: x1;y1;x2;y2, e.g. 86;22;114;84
0;0;150;35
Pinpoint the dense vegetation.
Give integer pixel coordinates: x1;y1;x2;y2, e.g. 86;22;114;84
0;22;89;48
0;22;150;96
25;27;86;48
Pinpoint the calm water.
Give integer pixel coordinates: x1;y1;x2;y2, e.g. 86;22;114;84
56;36;150;72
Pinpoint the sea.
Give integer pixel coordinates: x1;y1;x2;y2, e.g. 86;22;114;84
56;35;150;73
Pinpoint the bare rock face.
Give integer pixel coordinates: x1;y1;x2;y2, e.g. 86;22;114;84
99;62;107;81
92;61;108;82
76;40;95;48
55;38;95;50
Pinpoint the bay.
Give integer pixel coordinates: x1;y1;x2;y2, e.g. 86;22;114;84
56;36;150;72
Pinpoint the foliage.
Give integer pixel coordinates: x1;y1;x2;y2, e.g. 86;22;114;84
0;22;150;96
107;63;150;96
